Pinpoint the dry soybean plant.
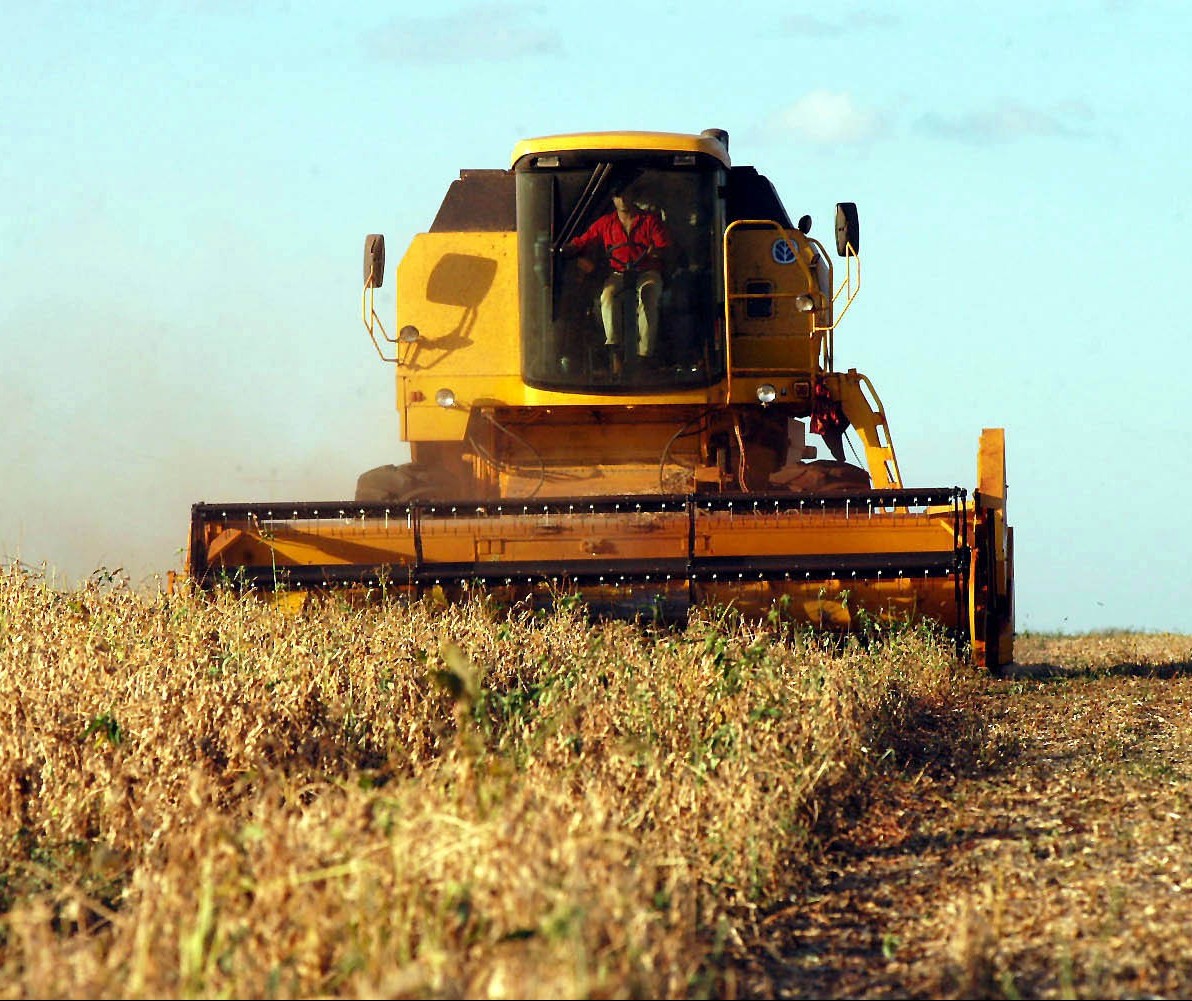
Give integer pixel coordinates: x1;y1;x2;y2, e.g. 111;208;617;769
0;564;969;998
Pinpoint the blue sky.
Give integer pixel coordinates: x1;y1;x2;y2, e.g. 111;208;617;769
2;1;1189;634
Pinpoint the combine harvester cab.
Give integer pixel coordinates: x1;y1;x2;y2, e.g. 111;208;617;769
182;128;1014;670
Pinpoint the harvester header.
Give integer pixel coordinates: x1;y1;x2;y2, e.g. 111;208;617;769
181;128;1014;669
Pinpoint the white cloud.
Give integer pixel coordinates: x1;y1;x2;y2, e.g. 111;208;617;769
369;3;561;65
771;90;882;145
779;10;898;36
917;99;1095;144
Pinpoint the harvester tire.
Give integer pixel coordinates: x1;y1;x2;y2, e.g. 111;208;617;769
354;463;443;502
770;459;871;495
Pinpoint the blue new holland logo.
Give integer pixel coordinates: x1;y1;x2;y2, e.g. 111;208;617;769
771;239;798;265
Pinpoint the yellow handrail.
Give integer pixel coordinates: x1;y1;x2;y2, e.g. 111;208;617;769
831;240;860;329
361;268;397;363
722;219;841;394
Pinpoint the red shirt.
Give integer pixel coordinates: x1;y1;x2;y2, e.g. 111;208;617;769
570;209;670;273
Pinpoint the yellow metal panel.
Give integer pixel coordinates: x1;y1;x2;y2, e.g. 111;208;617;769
695;509;963;559
402;401;472;441
511;131;731;167
395;232;518;441
974;427;1013;670
725;226;819;338
833;370;903;489
202;504;967;573
519;384;723;407
977;428;1006;510
192;498;974;638
395;232;520;378
728;338;820;376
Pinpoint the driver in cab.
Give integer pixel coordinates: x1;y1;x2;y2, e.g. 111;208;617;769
561;182;671;372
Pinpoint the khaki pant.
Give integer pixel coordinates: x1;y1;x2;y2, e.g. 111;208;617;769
599;269;662;357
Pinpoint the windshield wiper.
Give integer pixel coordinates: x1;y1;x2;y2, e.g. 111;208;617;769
556;162;611;250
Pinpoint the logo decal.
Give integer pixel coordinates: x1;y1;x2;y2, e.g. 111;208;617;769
771;239;798;265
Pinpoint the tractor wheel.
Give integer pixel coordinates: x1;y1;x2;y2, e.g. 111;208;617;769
354;463;445;502
771;459;871;495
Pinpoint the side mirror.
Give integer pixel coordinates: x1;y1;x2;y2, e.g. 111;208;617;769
834;203;859;256
797;214;812;235
364;234;386;288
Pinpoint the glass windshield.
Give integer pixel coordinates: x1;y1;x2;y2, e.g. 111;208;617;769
517;158;725;392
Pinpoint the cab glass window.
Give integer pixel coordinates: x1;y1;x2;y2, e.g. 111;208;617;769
517;159;725;392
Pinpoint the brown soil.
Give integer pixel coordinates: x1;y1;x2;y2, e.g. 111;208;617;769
732;633;1192;1000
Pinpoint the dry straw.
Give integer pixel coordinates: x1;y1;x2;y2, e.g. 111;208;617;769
0;564;964;998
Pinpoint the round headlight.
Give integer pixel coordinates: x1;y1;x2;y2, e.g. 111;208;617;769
756;384;777;406
398;324;421;343
435;388;457;409
794;294;815;313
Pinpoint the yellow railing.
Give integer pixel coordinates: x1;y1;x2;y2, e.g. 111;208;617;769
831;236;860;330
361;269;397;362
721;219;850;391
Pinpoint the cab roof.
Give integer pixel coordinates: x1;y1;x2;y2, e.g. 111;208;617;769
511;130;731;168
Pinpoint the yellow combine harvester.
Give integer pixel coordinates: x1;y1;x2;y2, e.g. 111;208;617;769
181;128;1014;669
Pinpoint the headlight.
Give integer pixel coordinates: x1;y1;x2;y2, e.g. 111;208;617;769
398;325;421;343
794;294;815;313
435;388;457;408
756;384;777;406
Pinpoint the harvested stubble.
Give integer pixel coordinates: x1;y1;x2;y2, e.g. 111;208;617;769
0;565;968;999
